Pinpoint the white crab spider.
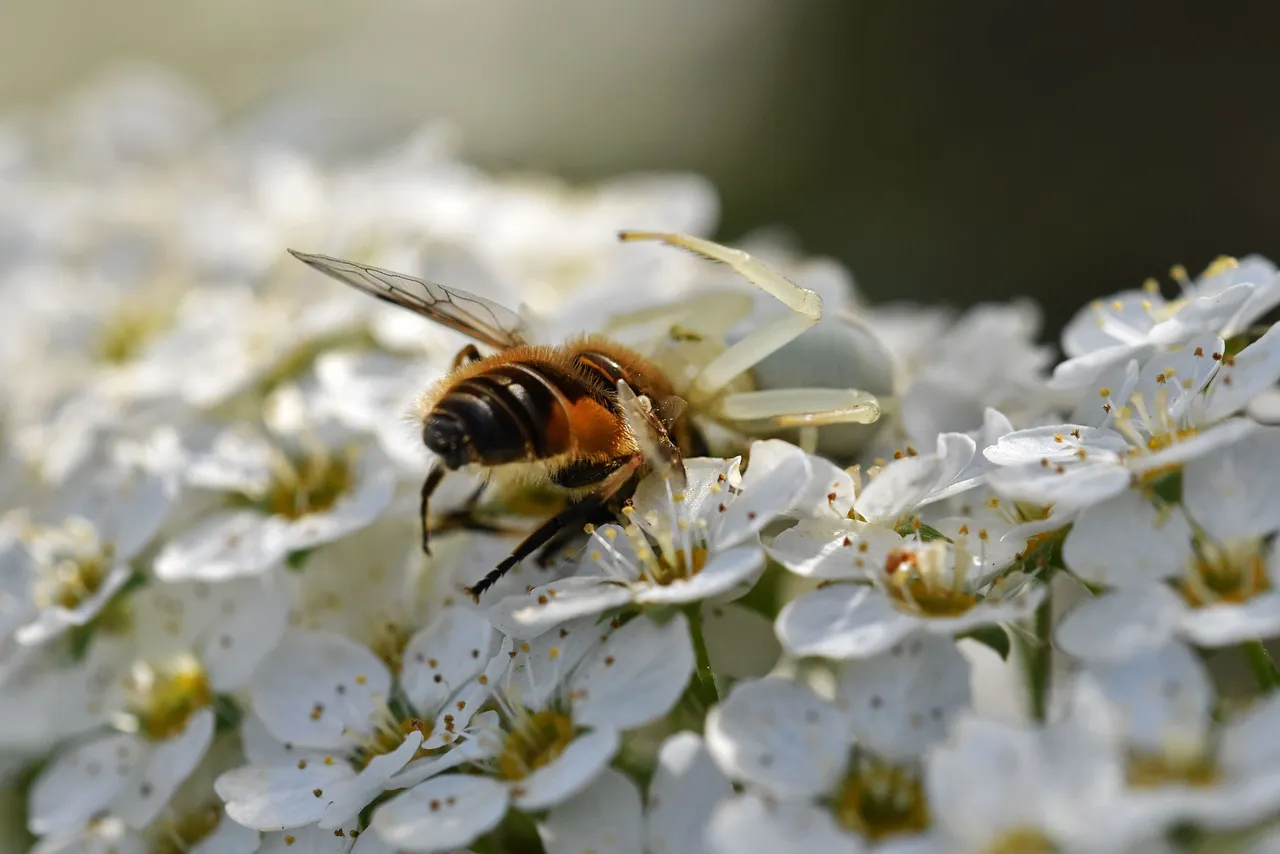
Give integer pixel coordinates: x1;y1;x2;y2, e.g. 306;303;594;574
615;231;882;446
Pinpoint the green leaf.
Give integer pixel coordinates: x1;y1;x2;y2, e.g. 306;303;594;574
286;549;314;571
960;625;1011;660
895;519;952;542
213;694;244;734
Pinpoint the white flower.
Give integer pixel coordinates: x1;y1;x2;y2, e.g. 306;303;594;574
10;452;178;647
26;573;288;836
537;768;644;854
926;716;1162;854
703;639;969;851
986;326;1280;509
1057;428;1280;657
645;732;733;854
216;613;494;832
154;421;396;582
1065;641;1280;831
487;441;814;640
1054;255;1280;389
371;614;693;853
774;519;1040;660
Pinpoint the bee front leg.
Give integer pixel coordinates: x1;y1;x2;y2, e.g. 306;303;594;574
419;465;446;553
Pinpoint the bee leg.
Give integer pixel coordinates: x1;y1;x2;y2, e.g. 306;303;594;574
466;456;644;602
534;502;617;568
465;495;608;602
419;465;446;554
451;344;484;371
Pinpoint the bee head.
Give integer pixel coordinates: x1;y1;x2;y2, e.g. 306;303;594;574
423;412;471;468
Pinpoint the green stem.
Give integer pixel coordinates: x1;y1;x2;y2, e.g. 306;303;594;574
1026;595;1052;723
1243;640;1280;692
686;606;720;708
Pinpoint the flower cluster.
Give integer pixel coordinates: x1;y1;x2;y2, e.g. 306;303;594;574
4;64;1280;854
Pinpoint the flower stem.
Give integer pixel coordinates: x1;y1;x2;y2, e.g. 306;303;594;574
1026;596;1052;723
686;605;720;708
1243;640;1280;692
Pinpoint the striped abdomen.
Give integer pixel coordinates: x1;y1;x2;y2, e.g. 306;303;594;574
421;338;674;472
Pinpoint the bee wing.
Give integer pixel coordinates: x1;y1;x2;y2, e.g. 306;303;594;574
288;250;529;350
616;380;687;492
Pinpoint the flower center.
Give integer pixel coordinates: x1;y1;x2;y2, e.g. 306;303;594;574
1125;742;1220;789
262;447;354;519
882;545;978;618
43;544;113;611
985;828;1057;854
1175;540;1271;608
832;755;929;841
94;299;174;365
369;620;414;674
356;717;434;768
127;657;214;741
497;710;575;781
150;803;222;854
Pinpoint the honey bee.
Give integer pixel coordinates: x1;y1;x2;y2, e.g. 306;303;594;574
289;232;881;599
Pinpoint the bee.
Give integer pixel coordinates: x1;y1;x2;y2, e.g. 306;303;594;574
289;232;881;599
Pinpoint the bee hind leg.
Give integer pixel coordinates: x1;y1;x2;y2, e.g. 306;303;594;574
534;501;617;568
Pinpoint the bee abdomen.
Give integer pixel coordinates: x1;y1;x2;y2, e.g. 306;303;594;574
429;361;587;468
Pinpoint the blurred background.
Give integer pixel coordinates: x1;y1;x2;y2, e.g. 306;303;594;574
4;0;1279;333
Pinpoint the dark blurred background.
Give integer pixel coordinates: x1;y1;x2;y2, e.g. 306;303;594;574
5;0;1277;335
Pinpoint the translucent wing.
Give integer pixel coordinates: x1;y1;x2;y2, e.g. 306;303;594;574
616;380;687;492
288;249;529;350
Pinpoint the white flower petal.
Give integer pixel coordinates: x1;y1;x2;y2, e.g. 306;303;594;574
202;573;291;692
765;518;866;581
16;563;132;647
256;824;357;854
984;425;1130;465
1183;426;1280;541
775;585;917;660
250;630;392;750
58;462;178;560
855;432;975;522
514;728;621;811
572;614;693;731
1063;493;1192;587
318;732;423;829
373;775;509;853
154;510;289;582
1055;587;1184;662
1126;418;1258;475
632;546;764;606
1148;284;1253;346
1068;358;1141;428
215;760;355;831
835;633;971;762
239;713;325;767
705;677;848;799
987;457;1130;508
400;609;496;714
502;619;603;716
1221;693;1280;778
28;733;141;834
706;795;862;854
702;602;782;681
188;815;260;854
713;440;812;547
647;732;732;854
539;767;643;854
487;578;632;641
1178;592;1280;647
1201;321;1280;422
115;708;215;828
1068;642;1214;752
